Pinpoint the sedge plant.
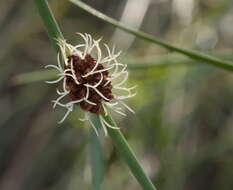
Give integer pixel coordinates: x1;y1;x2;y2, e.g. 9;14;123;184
34;0;157;189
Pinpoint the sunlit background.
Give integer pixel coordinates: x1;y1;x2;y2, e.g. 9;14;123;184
1;0;233;189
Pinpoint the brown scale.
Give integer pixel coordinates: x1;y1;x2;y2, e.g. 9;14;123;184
65;54;114;114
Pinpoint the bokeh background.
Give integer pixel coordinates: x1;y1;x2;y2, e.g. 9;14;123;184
1;0;233;189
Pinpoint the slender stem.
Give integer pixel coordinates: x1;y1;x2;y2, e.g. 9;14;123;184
13;69;57;85
100;114;157;190
70;0;233;72
15;52;233;85
34;0;64;52
12;54;190;85
34;1;156;189
89;115;105;190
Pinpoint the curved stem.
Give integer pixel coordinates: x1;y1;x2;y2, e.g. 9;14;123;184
70;0;233;72
34;1;156;189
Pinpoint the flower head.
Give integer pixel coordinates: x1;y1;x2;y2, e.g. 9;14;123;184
46;33;136;135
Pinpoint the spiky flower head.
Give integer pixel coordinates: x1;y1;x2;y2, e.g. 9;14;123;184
46;33;136;135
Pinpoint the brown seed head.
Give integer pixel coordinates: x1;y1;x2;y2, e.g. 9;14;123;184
65;54;114;114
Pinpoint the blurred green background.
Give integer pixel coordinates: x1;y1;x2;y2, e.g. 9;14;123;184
1;0;233;189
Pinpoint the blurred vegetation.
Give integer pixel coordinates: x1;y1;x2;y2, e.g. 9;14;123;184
0;0;233;190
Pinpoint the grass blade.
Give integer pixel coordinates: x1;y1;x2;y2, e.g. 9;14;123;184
89;115;105;190
70;0;233;72
34;0;64;52
13;69;57;85
34;1;156;189
12;54;189;85
99;114;157;190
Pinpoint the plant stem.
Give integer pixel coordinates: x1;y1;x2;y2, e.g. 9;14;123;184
34;1;156;189
100;114;157;190
90;115;105;190
70;0;233;72
16;52;233;85
13;69;57;85
34;0;64;52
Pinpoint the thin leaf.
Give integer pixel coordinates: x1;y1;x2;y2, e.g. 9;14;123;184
34;1;156;190
13;69;57;85
12;54;190;85
98;114;157;190
70;0;233;72
34;0;64;52
89;115;105;190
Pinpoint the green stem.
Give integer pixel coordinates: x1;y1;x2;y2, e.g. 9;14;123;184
15;52;233;85
100;114;157;190
34;0;64;52
12;55;183;85
13;69;57;85
70;0;233;72
34;1;156;189
89;115;105;190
